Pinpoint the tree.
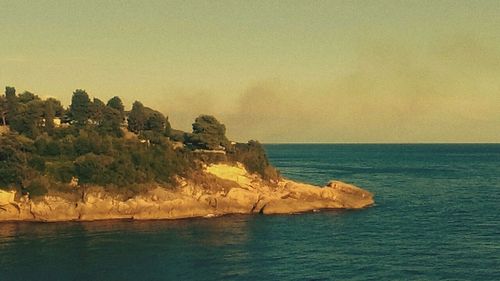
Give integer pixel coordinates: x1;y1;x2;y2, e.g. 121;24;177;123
144;109;166;133
24;176;49;197
0;95;7;125
89;98;106;125
5;87;16;101
43;100;55;134
34;134;60;156
98;107;123;137
17;91;39;104
45;98;64;117
189;115;229;150
164;116;172;137
106;96;125;121
230;140;279;181
0;134;33;188
74;153;113;185
5;86;17;126
2;85;267;191
169;129;188;142
127;101;146;133
69;89;91;126
9;100;45;138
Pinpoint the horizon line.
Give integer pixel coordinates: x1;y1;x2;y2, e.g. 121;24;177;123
262;142;500;145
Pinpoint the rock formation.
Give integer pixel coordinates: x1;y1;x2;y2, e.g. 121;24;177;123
0;163;373;222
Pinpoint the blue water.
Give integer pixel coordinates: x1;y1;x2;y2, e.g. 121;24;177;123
1;144;499;280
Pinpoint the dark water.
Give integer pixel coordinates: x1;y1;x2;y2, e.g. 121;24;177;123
1;144;499;280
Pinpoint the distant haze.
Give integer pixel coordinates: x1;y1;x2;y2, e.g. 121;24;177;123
1;1;499;143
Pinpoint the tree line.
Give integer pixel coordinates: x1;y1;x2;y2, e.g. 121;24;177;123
0;86;279;197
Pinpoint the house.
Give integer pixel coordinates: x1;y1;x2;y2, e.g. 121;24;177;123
53;117;62;127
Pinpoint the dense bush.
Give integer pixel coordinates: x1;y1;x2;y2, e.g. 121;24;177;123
47;161;75;183
228;140;280;181
188;115;229;150
24;176;49;197
0;134;32;189
0;86;279;196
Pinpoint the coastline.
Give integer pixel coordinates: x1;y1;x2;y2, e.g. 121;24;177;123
0;163;374;222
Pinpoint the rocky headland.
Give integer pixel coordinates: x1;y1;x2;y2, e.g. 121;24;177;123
0;163;374;222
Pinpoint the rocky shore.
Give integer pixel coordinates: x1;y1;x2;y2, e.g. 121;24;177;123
0;163;374;222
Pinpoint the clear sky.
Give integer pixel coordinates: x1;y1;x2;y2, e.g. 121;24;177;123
1;0;499;143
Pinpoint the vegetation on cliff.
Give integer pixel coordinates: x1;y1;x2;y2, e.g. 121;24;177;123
0;86;279;197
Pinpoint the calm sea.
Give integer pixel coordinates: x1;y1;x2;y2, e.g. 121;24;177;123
1;144;499;280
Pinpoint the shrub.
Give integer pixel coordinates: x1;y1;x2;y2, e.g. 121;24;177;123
24;176;49;198
74;153;113;185
28;155;46;172
47;161;75;183
189;115;229;150
228;140;280;181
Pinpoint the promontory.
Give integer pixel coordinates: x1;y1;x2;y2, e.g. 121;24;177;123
0;87;373;222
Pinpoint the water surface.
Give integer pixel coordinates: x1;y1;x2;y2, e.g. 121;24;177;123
1;144;499;280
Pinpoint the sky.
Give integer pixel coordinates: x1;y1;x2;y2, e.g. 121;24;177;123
1;0;499;143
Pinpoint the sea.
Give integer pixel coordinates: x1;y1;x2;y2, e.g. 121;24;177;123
0;144;499;280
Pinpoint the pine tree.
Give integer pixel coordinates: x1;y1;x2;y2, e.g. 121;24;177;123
69;89;91;126
127;101;146;133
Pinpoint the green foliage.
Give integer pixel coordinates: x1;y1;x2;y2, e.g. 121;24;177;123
5;87;17;123
74;153;113;185
0;135;26;187
164;117;172;137
127;101;146;133
189;115;229;150
169;129;188;143
47;161;74;183
140;130;162;145
58;134;77;156
69;89;91;126
44;101;55;134
24;176;49;197
0;95;7;126
89;98;106;124
74;130;111;155
144;109;166;133
17;91;39;104
0;134;35;188
98;107;124;137
9;99;46;138
106;96;125;120
229;140;280;181
28;155;46;172
45;98;64;117
128;102;170;136
0;85;278;194
5;86;16;100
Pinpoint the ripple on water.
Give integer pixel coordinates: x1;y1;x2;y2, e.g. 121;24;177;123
1;144;500;280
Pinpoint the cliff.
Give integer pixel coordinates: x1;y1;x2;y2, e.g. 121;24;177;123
0;163;373;222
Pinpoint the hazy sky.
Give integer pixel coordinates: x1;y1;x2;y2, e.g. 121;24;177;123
1;0;499;143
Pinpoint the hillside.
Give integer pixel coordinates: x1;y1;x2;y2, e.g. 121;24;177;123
0;87;278;197
0;86;373;221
